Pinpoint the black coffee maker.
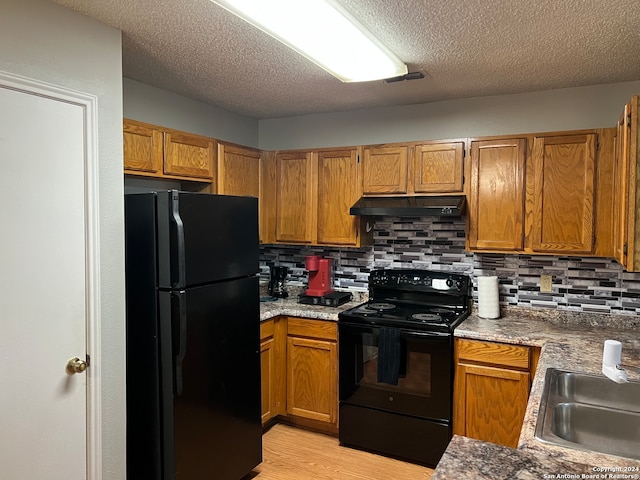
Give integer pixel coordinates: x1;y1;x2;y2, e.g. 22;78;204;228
268;266;289;298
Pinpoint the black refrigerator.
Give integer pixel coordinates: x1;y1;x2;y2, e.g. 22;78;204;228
124;190;262;480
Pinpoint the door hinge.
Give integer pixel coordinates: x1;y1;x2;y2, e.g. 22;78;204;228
463;148;466;159
628;113;632;127
596;139;600;151
86;353;91;367
357;153;360;163
624;243;628;256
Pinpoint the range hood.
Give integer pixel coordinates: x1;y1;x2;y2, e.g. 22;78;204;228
349;195;466;217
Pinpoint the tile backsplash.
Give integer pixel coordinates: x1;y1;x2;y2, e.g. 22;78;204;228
259;216;640;316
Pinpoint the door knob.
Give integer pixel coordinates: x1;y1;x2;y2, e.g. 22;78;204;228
66;356;87;375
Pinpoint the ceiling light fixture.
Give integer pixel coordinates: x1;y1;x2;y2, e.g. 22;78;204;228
210;0;408;83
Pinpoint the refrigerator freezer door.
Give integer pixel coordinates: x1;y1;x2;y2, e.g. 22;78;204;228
156;190;259;289
159;276;262;480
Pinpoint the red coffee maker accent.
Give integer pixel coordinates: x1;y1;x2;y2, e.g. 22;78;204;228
305;255;333;297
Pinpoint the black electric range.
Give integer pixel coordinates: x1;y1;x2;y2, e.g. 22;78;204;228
337;268;472;467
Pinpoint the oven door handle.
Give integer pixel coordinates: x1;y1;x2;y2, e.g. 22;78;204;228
400;329;451;342
340;321;451;343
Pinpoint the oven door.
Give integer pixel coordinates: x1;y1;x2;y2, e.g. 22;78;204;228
339;321;452;422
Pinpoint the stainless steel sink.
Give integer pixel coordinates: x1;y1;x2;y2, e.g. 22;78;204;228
535;368;640;460
554;370;640;411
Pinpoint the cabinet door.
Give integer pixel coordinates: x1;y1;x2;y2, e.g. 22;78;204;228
275;151;316;243
123;119;162;174
217;143;261;197
218;143;265;240
163;130;215;179
317;149;360;245
260;336;275;424
455;363;530;448
413;142;464;193
468;139;526;251
362;145;408;195
286;336;337;425
531;134;596;253
614;97;640;270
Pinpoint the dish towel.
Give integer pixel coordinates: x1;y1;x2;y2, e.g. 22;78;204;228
377;327;402;385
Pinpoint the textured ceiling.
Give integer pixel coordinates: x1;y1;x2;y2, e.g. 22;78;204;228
52;0;640;119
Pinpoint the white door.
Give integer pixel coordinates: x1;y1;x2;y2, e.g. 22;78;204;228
0;79;96;479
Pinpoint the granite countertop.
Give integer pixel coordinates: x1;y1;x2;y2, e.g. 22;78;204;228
259;290;366;321
434;307;640;479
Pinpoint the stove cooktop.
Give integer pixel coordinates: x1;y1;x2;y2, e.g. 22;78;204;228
338;269;472;332
340;299;469;332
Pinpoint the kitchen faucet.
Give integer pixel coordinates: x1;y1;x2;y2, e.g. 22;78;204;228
602;339;640;383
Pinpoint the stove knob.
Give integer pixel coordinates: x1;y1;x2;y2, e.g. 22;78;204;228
455;280;464;290
446;278;453;288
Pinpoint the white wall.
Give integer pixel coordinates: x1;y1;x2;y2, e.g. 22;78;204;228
0;0;125;478
258;80;640;150
124;78;260;148
122;61;640;153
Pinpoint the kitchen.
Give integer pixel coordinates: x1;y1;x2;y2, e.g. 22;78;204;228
1;0;640;479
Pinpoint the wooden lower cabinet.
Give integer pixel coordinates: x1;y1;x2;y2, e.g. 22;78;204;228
260;335;276;424
286;318;338;432
287;333;337;426
260;319;286;425
260;317;338;433
453;338;539;448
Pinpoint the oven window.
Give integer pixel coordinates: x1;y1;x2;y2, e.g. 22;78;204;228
359;333;431;396
339;323;452;421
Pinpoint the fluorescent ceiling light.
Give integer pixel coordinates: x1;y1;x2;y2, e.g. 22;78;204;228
210;0;408;83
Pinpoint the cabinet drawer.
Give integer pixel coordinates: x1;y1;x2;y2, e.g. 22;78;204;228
260;319;275;340
287;318;337;341
457;339;530;369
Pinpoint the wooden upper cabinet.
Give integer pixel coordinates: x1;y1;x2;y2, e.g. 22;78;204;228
468;139;526;251
217;143;271;242
317;149;360;245
217;143;261;197
272;148;371;247
123;119;162;174
531;134;596;254
123;119;215;182
361;145;409;195
614;96;640;271
275;151;316;243
163;130;215;179
413;142;464;193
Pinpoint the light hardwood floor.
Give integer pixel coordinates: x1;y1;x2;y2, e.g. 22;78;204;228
246;424;434;480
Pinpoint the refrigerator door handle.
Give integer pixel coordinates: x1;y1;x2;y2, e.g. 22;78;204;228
170;190;187;288
172;290;188;396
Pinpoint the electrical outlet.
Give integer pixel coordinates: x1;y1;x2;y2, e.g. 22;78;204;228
540;275;553;293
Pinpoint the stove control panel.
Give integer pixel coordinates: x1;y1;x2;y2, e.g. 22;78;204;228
369;269;470;293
